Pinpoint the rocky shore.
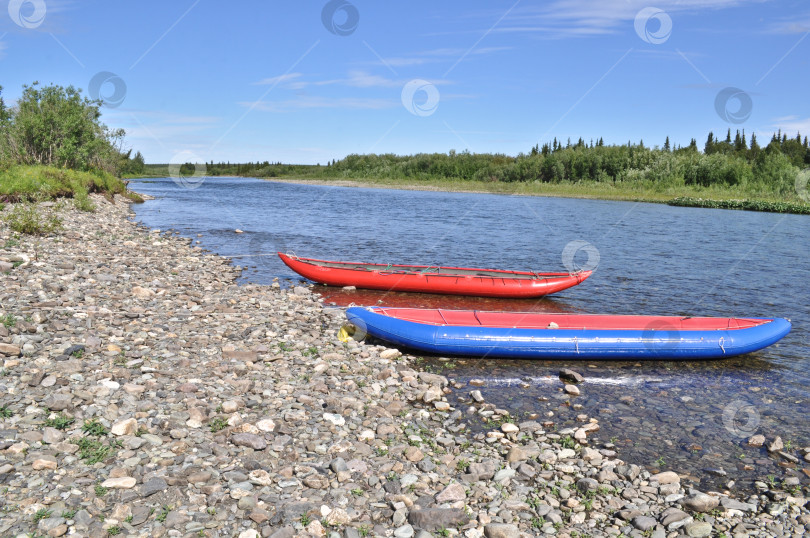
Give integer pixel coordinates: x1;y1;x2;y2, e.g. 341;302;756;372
1;194;808;538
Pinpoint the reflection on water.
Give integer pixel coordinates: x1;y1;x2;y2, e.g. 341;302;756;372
130;177;809;494
314;286;581;313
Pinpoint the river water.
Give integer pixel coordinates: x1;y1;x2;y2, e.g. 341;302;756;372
129;176;809;493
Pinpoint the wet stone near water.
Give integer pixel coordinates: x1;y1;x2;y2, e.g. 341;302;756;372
0;193;807;537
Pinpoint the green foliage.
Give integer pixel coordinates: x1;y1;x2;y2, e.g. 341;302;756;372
156;505;171;523
44;413;75;430
209;417;228;433
94;484;109;497
82;418;109;436
0;165;140;203
183;129;808;210
1;314;15;328
32;507;53;522
73;189;96;212
74;437;114;464
668;197;810;214
107;525;121;536
62;510;77;519
1;82;124;173
0;405;14;418
119;150;145;176
3;202;62;235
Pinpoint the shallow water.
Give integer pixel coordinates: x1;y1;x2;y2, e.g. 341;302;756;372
130;176;809;493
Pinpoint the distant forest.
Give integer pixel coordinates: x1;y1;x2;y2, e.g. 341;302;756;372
145;129;809;200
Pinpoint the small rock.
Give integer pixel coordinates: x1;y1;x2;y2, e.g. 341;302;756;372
483;523;520;538
682;492;719;512
435;482;466;503
747;434;765;447
564;384;580;395
500;423;519;434
101;477;137;489
559;368;584;383
767;436;784;452
0;343;21;356
408;508;469;532
652;471;680;485
110;417;138;436
684;521;713;537
140;477;168;497
32;456;58;470
631;516;657;531
231;433;267;450
405;446;424;462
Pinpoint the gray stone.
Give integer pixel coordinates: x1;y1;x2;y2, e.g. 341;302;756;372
408;508;469;531
684;521;713;537
682;492;719;512
720;497;756;512
139;476;168;497
632;516;657;531
559;368;584;383
231;433;267;450
330;457;348;473
483;523;520;538
43;393;72;411
393;524;414;538
577;477;599;492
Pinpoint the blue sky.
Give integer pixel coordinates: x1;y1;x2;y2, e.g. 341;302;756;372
1;0;808;164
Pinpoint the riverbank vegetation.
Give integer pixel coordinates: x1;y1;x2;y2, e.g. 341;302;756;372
0;83;143;204
144;129;809;213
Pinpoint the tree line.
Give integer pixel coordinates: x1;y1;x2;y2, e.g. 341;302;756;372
194;129;808;201
3;82;807;203
0;82;145;176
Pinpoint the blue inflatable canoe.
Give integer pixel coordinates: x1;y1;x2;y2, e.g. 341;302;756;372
344;307;791;360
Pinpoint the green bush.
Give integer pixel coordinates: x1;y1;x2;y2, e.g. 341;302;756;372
73;189;96;212
3;202;62;235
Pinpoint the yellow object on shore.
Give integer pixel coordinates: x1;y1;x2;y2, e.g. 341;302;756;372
338;324;357;342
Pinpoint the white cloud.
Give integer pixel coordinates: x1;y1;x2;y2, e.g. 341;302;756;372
376;46;512;68
239;96;398;112
254;73;304;86
771;116;810;135
253;70;452;91
494;0;771;38
103;109;221;154
765;12;810;34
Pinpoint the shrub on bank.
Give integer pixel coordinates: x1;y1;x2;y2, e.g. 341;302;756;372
0;164;142;203
3;201;63;235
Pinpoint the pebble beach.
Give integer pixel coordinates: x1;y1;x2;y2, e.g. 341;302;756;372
1;194;809;538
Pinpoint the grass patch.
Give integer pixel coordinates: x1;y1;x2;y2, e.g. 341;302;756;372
272;176;810;214
0;313;13;328
44;412;75;430
74;437;114;464
32;507;53;522
668;197;810;214
155;505;171;523
81;418;108;436
3;202;62;235
209;417;228;433
0;164;143;203
0;405;13;418
73;189;96;212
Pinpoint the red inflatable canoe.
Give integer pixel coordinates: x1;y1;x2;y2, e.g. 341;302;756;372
278;253;591;298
